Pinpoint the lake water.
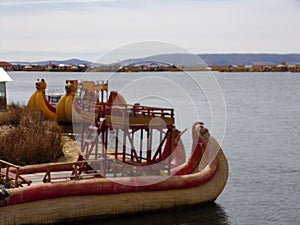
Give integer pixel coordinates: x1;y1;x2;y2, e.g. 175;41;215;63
5;71;300;225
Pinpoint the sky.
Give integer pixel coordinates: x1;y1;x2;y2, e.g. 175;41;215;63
0;0;300;62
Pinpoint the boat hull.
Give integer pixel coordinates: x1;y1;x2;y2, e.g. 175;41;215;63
0;149;228;225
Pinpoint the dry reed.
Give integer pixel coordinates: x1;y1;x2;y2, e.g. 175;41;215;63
0;104;64;165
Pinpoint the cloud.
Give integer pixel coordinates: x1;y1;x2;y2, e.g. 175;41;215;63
1;0;299;61
0;0;116;6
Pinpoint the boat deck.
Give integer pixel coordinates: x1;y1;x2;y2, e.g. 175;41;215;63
21;171;108;185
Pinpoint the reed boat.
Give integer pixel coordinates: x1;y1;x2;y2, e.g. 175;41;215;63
1;80;228;225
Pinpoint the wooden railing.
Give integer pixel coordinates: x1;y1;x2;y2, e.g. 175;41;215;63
106;104;174;119
42;160;103;183
0;159;31;187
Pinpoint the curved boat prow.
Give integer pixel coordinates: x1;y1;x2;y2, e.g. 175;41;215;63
56;80;78;123
108;91;126;105
154;128;187;166
43;95;56;113
27;79;57;120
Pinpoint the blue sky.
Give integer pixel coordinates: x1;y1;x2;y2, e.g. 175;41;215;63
0;0;299;62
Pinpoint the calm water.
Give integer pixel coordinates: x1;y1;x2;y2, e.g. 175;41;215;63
5;71;300;225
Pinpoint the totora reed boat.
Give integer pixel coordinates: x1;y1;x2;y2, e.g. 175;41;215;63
0;80;228;225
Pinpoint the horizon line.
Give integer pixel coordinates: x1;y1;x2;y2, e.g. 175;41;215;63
4;52;300;63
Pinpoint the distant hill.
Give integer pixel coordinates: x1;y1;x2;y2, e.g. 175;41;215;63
10;58;93;66
199;54;300;66
120;53;300;66
9;54;300;67
120;54;207;67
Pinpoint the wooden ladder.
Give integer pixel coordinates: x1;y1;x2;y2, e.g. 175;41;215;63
81;125;100;160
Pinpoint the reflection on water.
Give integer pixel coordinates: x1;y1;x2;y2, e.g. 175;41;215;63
56;203;229;225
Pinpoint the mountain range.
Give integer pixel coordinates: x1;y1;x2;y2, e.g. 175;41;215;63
9;53;300;66
199;53;300;66
10;58;93;66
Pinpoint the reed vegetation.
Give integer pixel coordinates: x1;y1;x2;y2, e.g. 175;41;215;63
0;104;64;165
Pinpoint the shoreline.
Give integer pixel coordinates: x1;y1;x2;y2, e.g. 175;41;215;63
5;64;300;73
